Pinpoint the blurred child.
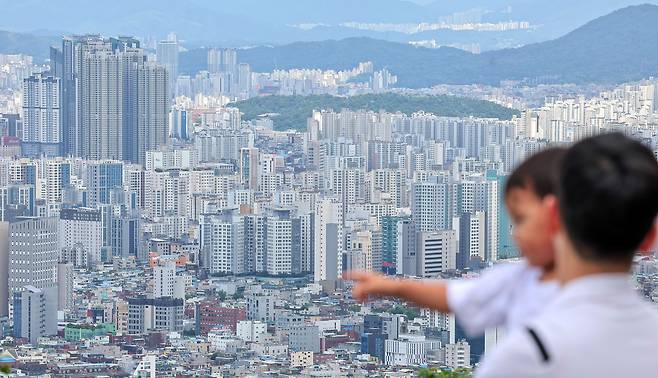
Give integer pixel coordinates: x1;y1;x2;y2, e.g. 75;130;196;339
345;147;566;336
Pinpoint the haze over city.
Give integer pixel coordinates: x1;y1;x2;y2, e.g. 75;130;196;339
0;1;656;377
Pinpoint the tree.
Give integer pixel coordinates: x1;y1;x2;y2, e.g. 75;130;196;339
232;287;245;300
348;304;361;313
230;93;519;131
418;368;471;378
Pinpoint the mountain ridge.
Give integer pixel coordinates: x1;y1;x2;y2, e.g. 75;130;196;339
2;4;657;87
186;4;658;87
0;0;655;47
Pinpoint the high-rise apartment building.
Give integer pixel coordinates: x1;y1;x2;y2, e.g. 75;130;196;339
13;285;57;344
455;211;486;270
200;210;245;275
156;36;178;98
57;262;74;313
86;161;123;208
127;297;184;334
240;147;259;190
411;176;449;233
8;217;58;305
207;48;222;74
314;199;343;283
22;73;61;156
79;42;127;161
54;35;168;163
40;159;71;204
266;209;293;275
0;221;8;316
135;62;169;165
238;63;251;96
58;207;103;266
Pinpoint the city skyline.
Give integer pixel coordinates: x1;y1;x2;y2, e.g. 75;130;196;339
0;2;656;377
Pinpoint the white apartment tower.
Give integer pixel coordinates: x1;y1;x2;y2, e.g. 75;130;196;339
8;217;59;307
266;216;293;275
314;199;343;283
416;230;457;278
411;176;448;233
58;207;103;266
200;211;245;275
22;73;61;156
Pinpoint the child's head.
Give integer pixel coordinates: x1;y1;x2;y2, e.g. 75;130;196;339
505;147;567;268
558;133;658;266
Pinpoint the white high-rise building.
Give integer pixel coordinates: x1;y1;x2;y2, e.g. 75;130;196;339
207;48;222;74
370;169;407;207
297;211;315;274
467;211;486;262
123;164;144;208
40;159;71;205
79;42;129;161
143;170;190;219
146;147;199;171
136;62;169;165
346;230;373;272
22;73;61;156
416;230;457;278
411;176;448;233
266;215;292;275
314;199;343;283
240;147;259;190
13;285;58;344
0;221;8;316
331;169;366;205
258;153;282;196
384;335;441;366
153;259;176;298
476;178;499;262
58;207;103;266
236;320;267;343
454;176;499;262
8;217;59;305
238;63;252;97
445;340;471;370
156;36;178;98
200;210;245;274
133;354;157;378
57;262;74;313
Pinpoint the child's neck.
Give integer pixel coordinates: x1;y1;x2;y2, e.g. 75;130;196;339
540;265;557;281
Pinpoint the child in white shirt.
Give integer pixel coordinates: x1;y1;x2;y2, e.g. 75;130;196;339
345;147;565;336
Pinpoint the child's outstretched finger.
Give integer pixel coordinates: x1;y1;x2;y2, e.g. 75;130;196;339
343;270;368;282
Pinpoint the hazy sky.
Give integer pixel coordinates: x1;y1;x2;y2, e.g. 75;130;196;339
1;0;656;51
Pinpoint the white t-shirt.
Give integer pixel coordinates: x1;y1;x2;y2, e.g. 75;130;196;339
476;274;658;377
447;261;559;337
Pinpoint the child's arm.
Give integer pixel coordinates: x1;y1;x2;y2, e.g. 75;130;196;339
344;271;450;313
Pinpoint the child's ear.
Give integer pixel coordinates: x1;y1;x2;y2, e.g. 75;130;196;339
637;222;657;256
543;194;561;234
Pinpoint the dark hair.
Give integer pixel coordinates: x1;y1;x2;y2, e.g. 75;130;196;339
559;133;658;263
505;147;567;198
